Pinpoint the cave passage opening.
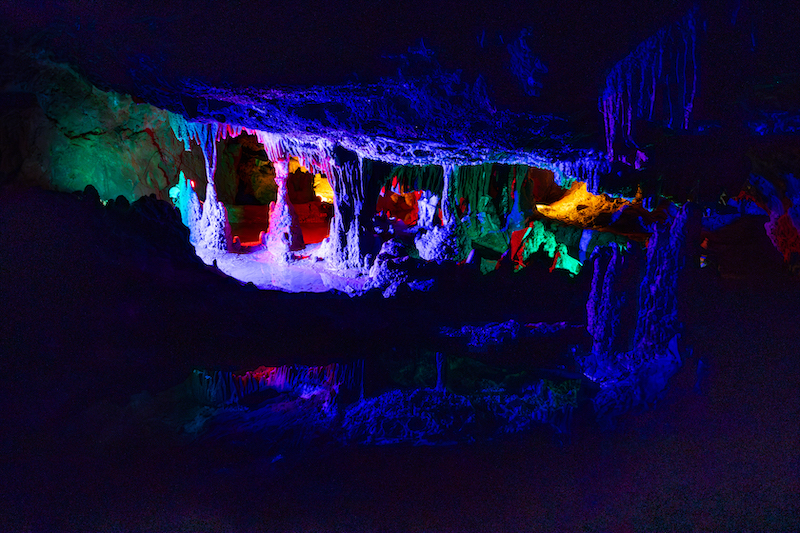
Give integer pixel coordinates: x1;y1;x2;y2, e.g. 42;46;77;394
209;133;334;245
373;165;445;245
285;157;333;246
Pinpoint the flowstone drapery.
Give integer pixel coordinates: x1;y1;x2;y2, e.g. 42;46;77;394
585;204;690;423
600;9;698;161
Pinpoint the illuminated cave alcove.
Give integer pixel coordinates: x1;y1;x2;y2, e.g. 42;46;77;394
373;165;444;245
285;157;334;245
214;134;333;246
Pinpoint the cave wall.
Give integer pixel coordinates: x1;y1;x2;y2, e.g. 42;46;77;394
0;52;207;201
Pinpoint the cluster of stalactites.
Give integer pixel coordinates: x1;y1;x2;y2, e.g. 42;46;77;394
169;110;610;197
552;158;610;195
169;112;336;178
169;114;336;252
600;8;698;162
168;113;614;265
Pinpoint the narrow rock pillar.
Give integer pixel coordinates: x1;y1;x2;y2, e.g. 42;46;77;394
267;159;305;253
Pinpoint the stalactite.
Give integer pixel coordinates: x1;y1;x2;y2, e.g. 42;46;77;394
505;165;528;231
168;114;220;185
246;128;335;178
441;163;459;226
390;164;444;197
600;9;698;161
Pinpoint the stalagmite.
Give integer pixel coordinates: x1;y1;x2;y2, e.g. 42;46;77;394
267;159;305;255
415;164;471;262
417;190;439;229
176;171;203;244
586;244;624;357
583;205;690;422
319;149;387;270
320;149;364;268
435;352;448;392
197;195;232;251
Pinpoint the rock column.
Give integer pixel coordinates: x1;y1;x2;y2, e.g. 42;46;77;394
267;159;305;254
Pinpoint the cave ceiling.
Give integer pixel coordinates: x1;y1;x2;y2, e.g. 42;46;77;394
0;1;706;163
2;1;798;183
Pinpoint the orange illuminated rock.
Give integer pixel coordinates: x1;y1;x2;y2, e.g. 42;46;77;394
536;181;631;228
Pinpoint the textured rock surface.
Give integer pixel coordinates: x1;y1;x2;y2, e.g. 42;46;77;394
0;51;208;200
367;239;414;297
583;203;692;423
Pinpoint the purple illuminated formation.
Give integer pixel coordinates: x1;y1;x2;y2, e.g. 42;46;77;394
601;9;698;161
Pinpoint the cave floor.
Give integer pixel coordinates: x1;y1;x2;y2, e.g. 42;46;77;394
1;188;798;531
197;243;370;294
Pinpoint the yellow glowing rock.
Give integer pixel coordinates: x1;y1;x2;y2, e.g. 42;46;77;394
288;157;308;175
313;173;335;203
536;181;631;228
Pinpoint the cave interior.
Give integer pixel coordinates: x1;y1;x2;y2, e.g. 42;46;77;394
1;1;799;531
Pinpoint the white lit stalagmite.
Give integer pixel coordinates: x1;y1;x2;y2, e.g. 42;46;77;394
415;164;471;262
267;159;305;255
197;123;232;250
